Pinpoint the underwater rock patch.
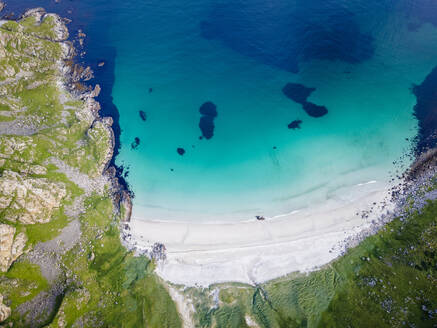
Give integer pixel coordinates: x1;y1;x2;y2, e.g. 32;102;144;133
177;147;185;156
282;83;315;104
282;83;328;118
139;110;147;121
412;65;437;153
131;137;140;149
288;120;302;129
200;2;374;73
199;101;218;139
302;103;328;118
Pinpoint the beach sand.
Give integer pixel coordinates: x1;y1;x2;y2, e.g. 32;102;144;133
125;177;397;287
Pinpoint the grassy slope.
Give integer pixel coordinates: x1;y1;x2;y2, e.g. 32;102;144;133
47;195;181;328
0;13;181;328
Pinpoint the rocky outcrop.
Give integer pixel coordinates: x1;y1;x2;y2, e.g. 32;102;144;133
22;9;69;42
120;190;132;222
0;2;5;13
71;64;94;82
408;147;437;180
0;224;27;272
0;170;66;224
0;294;11;322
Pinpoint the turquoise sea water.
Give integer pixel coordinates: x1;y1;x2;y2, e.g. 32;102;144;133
109;0;437;221
8;0;437;221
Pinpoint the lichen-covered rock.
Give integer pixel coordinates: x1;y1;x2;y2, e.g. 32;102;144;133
0;294;11;322
10;232;27;265
0;224;27;272
0;170;66;224
0;224;15;272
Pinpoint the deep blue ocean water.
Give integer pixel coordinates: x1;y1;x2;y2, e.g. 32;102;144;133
5;0;437;221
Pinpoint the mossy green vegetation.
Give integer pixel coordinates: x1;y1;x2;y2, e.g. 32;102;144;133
0;261;49;311
319;200;437;328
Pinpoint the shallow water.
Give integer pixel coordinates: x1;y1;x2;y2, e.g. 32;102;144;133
6;0;437;221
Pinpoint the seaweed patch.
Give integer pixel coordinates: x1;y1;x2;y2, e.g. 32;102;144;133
200;2;374;73
139;110;147;121
282;83;328;118
131;137;140;149
177;147;186;156
199;101;218;139
412;66;437;153
288;120;302;129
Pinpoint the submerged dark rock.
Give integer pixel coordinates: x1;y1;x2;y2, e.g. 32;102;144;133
200;3;374;73
131;137;140;149
282;83;315;104
199;116;215;139
412;66;437;153
139;110;147;121
177;147;185;156
302;102;328;118
199;101;218;139
282;83;328;118
199;101;218;117
288;120;302;129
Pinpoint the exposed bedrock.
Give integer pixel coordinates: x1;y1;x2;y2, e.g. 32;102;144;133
0;170;66;225
0;224;27;272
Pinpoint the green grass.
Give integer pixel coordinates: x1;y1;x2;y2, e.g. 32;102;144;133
24;207;70;245
47;196;182;328
0;261;49;310
318;200;437;328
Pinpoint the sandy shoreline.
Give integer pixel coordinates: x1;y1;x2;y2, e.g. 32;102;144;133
124;177;397;287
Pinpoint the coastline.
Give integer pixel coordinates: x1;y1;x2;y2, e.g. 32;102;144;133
1;3;437;327
124;176;398;286
6;1;429;291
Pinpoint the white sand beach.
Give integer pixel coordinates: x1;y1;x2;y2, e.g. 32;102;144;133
125;176;397;287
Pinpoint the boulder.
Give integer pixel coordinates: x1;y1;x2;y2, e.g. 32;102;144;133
0;294;11;322
0;224;27;272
